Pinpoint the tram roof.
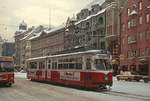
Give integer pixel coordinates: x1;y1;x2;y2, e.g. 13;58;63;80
27;50;109;61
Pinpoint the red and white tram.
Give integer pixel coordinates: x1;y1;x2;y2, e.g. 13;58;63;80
27;50;113;89
0;56;14;87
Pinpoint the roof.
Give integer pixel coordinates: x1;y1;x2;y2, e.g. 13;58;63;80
14;29;26;37
27;49;109;61
29;24;65;40
20;30;34;40
84;0;105;10
75;7;106;25
28;31;42;40
44;24;65;34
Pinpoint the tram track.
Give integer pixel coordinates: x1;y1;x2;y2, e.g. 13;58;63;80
99;90;150;101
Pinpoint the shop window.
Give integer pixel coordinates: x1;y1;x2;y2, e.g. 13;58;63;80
138;64;148;75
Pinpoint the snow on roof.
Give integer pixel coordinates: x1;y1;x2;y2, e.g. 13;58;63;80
44;24;65;34
147;5;150;9
75;7;106;25
28;31;42;40
84;0;105;10
14;29;26;37
75;3;116;25
20;29;34;40
27;50;109;61
129;10;137;16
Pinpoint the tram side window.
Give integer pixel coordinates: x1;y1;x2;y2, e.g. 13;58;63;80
39;61;45;69
69;63;75;69
76;63;82;69
52;62;57;69
30;62;37;69
64;64;68;69
86;58;91;70
58;64;63;69
48;60;51;69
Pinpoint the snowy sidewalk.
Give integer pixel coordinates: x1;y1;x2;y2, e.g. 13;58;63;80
15;72;27;79
112;77;150;97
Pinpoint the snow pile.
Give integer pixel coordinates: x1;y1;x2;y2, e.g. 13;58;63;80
15;72;27;79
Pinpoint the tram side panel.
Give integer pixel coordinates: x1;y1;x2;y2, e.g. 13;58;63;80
27;62;38;81
37;61;47;81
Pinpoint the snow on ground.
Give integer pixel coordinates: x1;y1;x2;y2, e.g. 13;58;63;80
15;72;27;79
112;77;150;97
14;73;150;100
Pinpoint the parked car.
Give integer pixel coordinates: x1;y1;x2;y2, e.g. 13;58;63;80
116;71;150;83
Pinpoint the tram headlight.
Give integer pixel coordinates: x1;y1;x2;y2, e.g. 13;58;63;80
104;75;108;81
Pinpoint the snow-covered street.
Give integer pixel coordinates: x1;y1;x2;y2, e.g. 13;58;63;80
0;73;150;101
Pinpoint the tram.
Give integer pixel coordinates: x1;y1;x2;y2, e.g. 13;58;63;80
27;50;113;89
0;56;14;87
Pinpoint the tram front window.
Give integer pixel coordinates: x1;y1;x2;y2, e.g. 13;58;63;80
0;62;14;72
94;59;112;70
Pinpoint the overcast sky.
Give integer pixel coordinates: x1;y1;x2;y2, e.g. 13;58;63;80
0;0;94;42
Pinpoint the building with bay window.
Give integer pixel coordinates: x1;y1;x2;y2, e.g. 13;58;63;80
120;0;150;76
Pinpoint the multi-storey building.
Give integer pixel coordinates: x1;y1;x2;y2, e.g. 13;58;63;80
65;0;126;75
14;21;27;67
30;25;65;58
2;42;15;56
65;1;107;51
120;0;150;76
0;36;4;56
105;0;127;75
20;26;45;68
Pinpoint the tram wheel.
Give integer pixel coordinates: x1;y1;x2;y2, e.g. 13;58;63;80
6;83;12;87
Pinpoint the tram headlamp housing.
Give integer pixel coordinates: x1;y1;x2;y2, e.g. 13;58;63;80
104;75;108;81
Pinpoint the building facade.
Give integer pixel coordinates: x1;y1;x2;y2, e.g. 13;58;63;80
19;26;46;68
65;1;107;51
30;25;65;58
120;0;150;76
2;42;15;56
65;0;126;75
14;21;27;67
0;36;4;56
105;0;127;75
